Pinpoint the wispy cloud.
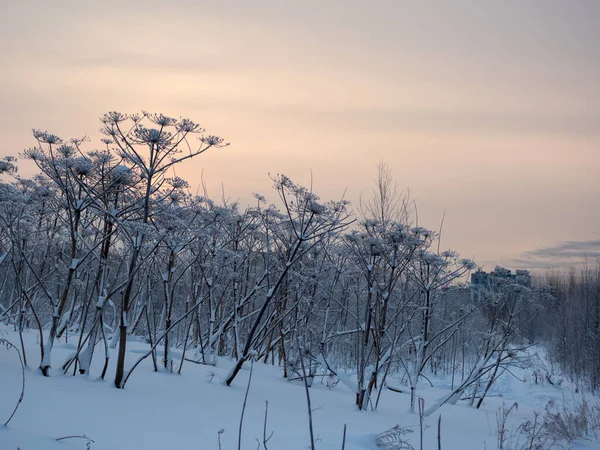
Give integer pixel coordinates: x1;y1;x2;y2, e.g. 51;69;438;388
503;239;600;270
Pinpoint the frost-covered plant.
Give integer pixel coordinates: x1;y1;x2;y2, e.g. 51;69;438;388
515;411;555;450
376;425;415;450
0;156;18;175
225;175;352;387
542;398;600;444
500;399;600;450
496;402;519;449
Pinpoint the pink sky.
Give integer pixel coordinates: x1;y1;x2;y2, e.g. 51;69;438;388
1;1;599;270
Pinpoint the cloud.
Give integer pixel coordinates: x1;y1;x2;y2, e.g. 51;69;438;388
503;239;600;270
274;107;600;138
174;98;600;138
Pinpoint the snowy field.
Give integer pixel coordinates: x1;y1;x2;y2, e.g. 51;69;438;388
1;327;598;450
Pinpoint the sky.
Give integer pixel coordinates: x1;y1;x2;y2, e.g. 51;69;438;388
0;0;598;271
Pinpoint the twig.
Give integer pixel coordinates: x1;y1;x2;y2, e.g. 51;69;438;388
263;400;274;449
238;359;254;450
55;434;95;449
183;357;216;366
418;397;425;450
437;415;441;450
1;338;25;426
217;429;224;450
297;333;316;450
55;434;92;442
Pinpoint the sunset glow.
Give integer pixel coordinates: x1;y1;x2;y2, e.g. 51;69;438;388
1;0;598;269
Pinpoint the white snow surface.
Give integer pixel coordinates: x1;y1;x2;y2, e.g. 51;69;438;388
0;327;598;450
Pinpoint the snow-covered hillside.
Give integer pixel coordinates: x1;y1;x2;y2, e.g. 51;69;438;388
1;327;598;450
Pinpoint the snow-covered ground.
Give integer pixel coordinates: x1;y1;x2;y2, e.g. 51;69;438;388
1;327;598;450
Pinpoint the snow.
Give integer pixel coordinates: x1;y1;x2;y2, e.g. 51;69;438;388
0;327;598;450
95;295;106;309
